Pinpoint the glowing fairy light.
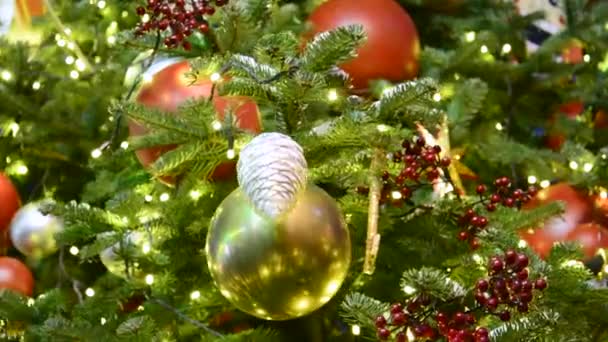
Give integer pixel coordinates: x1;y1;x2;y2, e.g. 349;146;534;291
465;31;476;42
70;70;80;79
211;120;222;131
583;163;593;173
210;72;222;82
540;180;551;188
69;246;79;255
327;89;338;102
502;44;512;54
85;288;95;297
144;195;153;202
226;149;236;160
569;161;579;170
120;141;129;149
65;56;75;65
480;45;489;54
159;193;170;202
32;81;41;90
145;274;154;285
432;93;442;102
495;122;503;131
1;70;12;81
190;290;201;300
91;149;102;158
351;325;361;336
527;175;537;184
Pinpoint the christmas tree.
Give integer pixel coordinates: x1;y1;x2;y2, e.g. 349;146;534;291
1;0;608;341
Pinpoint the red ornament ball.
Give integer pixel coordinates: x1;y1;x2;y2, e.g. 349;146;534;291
0;173;21;231
0;257;34;296
307;0;420;89
545;101;584;151
129;60;262;184
522;183;592;238
522;222;608;259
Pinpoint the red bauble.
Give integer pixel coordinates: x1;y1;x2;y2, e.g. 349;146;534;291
545;101;584;151
523;183;592;237
0;257;34;296
307;0;420;89
594;109;608;129
130;60;262;184
0;173;21;231
521;223;608;259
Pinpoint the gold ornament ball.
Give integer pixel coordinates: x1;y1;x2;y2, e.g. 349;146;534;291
206;185;351;321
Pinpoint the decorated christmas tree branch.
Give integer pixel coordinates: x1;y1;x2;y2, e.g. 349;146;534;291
363;148;385;275
148;296;223;337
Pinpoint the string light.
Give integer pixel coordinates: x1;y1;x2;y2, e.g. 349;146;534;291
226;149;236;160
91;149;102;158
480;45;489;54
210;72;222;82
540;180;551;188
100;317;107;325
70;70;80;79
327;89;339;102
67;42;76;50
495;122;503;131
211;120;222;131
144;195;153;202
64;28;72;36
120;141;129;149
465;31;476;42
501;43;512;54
32;81;41;90
69;246;79;255
159;193;170;202
391;191;402;200
121;10;129;18
27;298;35;307
583;54;591;63
583;162;593;173
432;93;442;102
518;239;528;248
97;0;106;9
603;154;608;160
527;175;537;184
142;13;151;23
107;36;117;45
376;124;389;132
65;56;75;65
8;122;19;137
601;191;607;199
351;325;361;336
57;39;66;47
16;164;28;175
142;242;151;254
1;70;12;81
190;190;202;200
75;59;86;71
190;290;201;300
85;288;95;297
145;274;154;285
569;161;579;170
403;285;416;295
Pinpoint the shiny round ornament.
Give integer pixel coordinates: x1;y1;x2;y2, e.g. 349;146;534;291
206;185;351;321
0;172;21;231
9;203;62;259
99;232;147;281
307;0;420;89
0;257;34;296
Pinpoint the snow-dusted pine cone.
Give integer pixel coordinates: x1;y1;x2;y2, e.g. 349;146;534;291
237;133;308;219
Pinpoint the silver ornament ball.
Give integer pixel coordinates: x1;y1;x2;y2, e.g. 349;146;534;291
9;203;63;259
206;185;351;321
99;231;148;281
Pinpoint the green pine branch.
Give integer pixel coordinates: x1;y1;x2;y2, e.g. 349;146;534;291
300;25;366;73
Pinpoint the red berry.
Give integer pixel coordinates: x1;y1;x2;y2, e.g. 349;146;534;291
382;171;390;180
427;169;440;180
515;254;529;270
416;137;426;147
392;312;407;326
440;157;452;167
466;313;476;324
510;279;522;293
182;41;192;51
504;249;517;264
436;311;448;324
136;6;146;15
513;189;524;199
453;311;466;324
464;209;475;218
470;215;481;226
457;231;469;241
199;23;209;33
499;310;511;321
475;291;486;304
517;302;529;313
400;187;412;199
491;258;504;273
521;280;533;291
206;7;216;15
424;153;436;163
486;297;498;310
470;238;481;250
485;203;497;212
402;140;411;149
475;327;489;338
396;332;406;342
375;315;387;328
503;197;515;207
404;154;416;163
476;279;489;292
433;145;442;153
519;291;533;303
476;184;487;194
395;175;405;185
377;327;391;340
494;278;506;291
390;303;403;314
490;194;501;203
527;186;538;196
517;269;529;280
535;278;547;290
407;300;420;313
477;216;488;228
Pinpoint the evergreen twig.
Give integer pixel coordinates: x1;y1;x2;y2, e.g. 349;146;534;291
148;296;223;337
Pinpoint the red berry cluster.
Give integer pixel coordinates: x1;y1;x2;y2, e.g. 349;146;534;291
374;296;488;342
457;177;538;249
135;0;229;49
357;136;451;206
475;250;547;319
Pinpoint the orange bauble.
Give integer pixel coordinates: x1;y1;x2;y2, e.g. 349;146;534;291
129;60;262;183
0;257;34;296
521;223;608;259
307;0;420;89
0;173;21;231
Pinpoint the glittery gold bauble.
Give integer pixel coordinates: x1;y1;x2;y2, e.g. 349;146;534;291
9;203;62;259
206;185;351;321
